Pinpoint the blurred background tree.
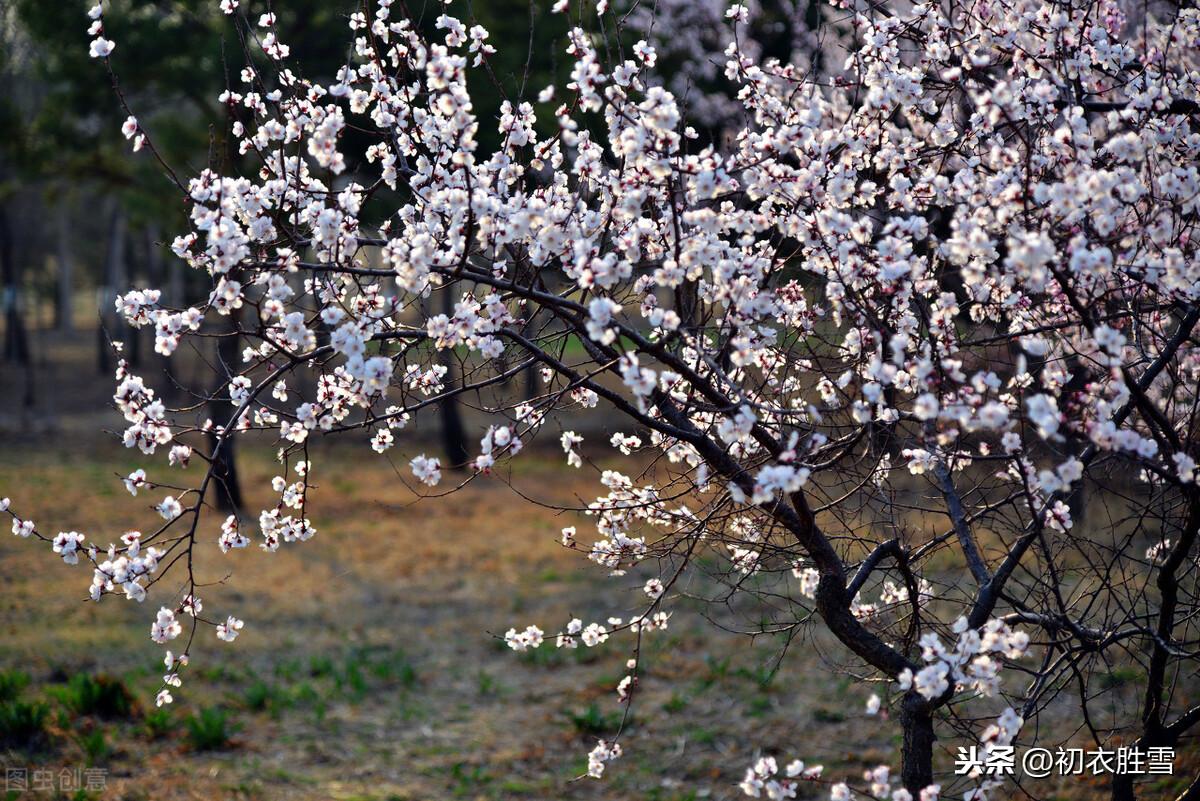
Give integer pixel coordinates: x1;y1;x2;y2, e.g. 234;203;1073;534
0;0;573;506
0;0;806;500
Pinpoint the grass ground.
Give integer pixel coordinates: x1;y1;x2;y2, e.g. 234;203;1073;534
0;437;909;801
0;336;1197;800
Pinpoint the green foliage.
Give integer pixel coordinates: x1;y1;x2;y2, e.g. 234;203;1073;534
519;644;567;667
272;658;301;682
239;680;286;713
140;707;177;740
565;703;623;736
662;692;689;714
9;0;360;227
812;706;846;723
184;706;238;751
0;670;30;703
75;728;111;765
52;674;136;719
0;699;49;748
476;670;500;697
65;791;101;801
735;663;778;691
289;681;328;726
308;655;335;678
448;762;492;797
368;651;419;691
646;789;702;801
334;660;368;700
1100;666;1142;689
746;695;773;717
0;669;46;748
696;655;732;689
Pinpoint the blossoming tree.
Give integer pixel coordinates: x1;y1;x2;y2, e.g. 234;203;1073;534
5;0;1200;797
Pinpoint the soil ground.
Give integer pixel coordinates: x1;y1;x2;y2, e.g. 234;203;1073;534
1;333;1197;801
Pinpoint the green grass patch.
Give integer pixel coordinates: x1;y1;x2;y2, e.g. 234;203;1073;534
0;699;49;748
565;702;623;736
51;674;136;719
0;670;30;703
184;706;238;751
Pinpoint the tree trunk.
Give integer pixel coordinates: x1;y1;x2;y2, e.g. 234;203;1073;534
438;290;469;467
164;234;184;309
126;226;145;368
145;223;182;402
1111;774;1136;801
0;203;36;412
0;204;30;365
208;320;244;515
439;376;470;465
522;360;538;402
55;203;74;332
900;694;935;795
98;203;127;375
0;203;35;411
207;422;245;515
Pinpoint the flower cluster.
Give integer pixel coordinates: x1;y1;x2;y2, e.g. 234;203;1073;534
898;619;1030;702
7;0;1199;794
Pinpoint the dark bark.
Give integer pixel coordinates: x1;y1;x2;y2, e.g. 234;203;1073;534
437;290;470;467
900;695;936;794
0;204;30;366
0;203;35;411
1112;496;1200;800
126;226;148;369
98;204;127;375
208;423;244;515
522;360;538;402
208;320;244;515
55;203;74;332
438;373;469;466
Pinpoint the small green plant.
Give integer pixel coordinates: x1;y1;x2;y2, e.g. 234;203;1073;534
1100;666;1142;689
53;674;135;719
647;789;701;801
746;695;773;717
184;706;238;751
273;658;301;682
75;729;111;765
370;652;419;690
239;679;285;712
308;655;335;678
662;692;689;714
141;707;176;739
448;762;492;796
735;663;778;691
519;645;566;667
335;660;368;700
0;699;49;748
476;670;499;697
198;664;244;684
292;681;318;705
68;790;100;801
697;655;731;689
394;660;418;689
566;703;623;736
812;706;846;723
290;681;327;725
0;670;30;703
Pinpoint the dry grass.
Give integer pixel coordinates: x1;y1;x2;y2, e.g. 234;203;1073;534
0;331;1197;800
0;437;909;801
